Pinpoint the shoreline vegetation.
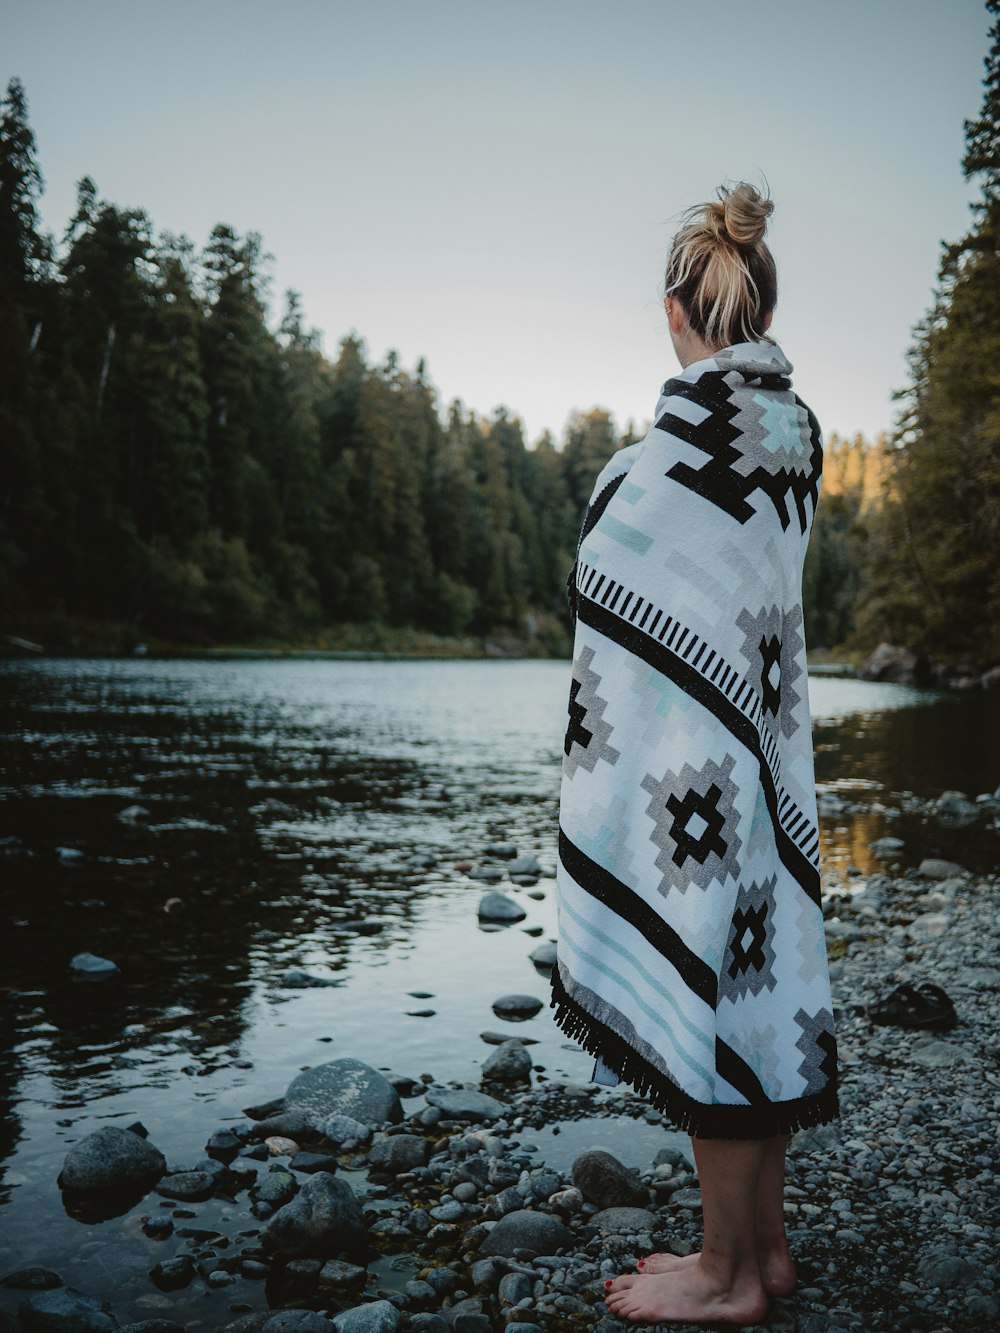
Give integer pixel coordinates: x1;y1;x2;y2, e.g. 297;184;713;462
4;626;1000;695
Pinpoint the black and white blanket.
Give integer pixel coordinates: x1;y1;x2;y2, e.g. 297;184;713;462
551;338;840;1138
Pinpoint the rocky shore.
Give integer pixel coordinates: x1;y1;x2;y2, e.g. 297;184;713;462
3;806;999;1332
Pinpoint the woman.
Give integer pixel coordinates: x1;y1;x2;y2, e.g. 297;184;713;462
550;181;840;1326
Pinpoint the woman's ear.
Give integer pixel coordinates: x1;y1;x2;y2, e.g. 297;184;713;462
665;295;686;336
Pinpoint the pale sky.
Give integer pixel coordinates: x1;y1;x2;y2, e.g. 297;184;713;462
3;0;992;444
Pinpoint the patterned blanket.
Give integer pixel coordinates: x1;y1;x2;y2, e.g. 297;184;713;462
551;338;840;1138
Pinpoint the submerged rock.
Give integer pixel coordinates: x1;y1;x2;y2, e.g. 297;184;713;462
280;968;339;989
285;1058;402;1128
1;1268;62;1291
20;1285;117;1330
59;1126;165;1193
69;952;118;977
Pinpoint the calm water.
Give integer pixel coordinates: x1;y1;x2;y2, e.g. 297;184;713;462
0;657;997;1322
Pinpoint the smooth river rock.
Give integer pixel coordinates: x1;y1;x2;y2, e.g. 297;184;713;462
491;994;542;1018
285;1058;402;1128
481;1039;532;1083
423;1088;507;1121
571;1148;649;1209
264;1172;367;1258
477;891;525;922
59;1125;165;1192
479;1208;574;1258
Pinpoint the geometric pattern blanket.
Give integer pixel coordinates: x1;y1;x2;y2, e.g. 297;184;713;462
550;338;840;1138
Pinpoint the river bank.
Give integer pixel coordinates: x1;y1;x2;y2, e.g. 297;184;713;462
1;793;998;1332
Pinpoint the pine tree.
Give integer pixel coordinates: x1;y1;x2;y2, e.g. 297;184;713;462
855;0;1000;662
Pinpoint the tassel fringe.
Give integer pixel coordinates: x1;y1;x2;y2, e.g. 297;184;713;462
549;964;840;1140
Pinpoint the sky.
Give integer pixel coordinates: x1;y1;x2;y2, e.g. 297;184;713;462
2;0;993;445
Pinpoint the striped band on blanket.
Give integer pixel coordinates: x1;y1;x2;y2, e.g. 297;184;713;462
551;337;840;1139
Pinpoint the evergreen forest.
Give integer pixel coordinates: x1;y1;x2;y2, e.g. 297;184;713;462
1;8;998;665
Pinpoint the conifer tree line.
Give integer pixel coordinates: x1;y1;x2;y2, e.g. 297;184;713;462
850;0;1000;665
2;34;997;664
0;75;645;652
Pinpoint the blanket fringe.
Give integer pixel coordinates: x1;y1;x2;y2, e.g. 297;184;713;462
549;963;840;1140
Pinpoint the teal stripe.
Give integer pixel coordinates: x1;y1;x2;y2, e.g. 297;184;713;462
559;896;715;1075
601;513;653;554
619;479;646;504
560;891;713;1053
559;918;716;1088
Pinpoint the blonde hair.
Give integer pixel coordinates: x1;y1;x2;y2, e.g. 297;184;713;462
664;181;777;349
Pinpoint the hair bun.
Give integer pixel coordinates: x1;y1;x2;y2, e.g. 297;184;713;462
717;181;773;250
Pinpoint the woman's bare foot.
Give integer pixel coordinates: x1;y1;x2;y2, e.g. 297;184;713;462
605;1264;768;1325
637;1245;797;1296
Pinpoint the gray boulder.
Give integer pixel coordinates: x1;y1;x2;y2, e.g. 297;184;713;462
331;1302;401;1332
19;1286;117;1330
859;642;931;684
479;1208;573;1258
477;891;525;922
59;1126;165;1192
424;1088;507;1121
482;1039;532;1083
265;1172;367;1258
285;1059;402;1128
571;1149;648;1209
368;1133;430;1175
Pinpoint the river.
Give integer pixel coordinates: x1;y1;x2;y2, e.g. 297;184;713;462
0;656;997;1316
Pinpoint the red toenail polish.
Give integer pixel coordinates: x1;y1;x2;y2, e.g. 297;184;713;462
605;1280;613;1288
638;1260;645;1267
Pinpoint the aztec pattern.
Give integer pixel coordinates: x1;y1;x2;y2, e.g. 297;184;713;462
551;339;840;1138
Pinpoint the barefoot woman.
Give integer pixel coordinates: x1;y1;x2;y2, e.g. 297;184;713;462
551;180;840;1326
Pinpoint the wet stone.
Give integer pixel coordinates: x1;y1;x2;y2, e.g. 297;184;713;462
155;1170;217;1202
491;994;543;1018
1;1268;62;1291
60;1125;166;1193
19;1286;117;1331
285;1058;403;1128
149;1255;196;1290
